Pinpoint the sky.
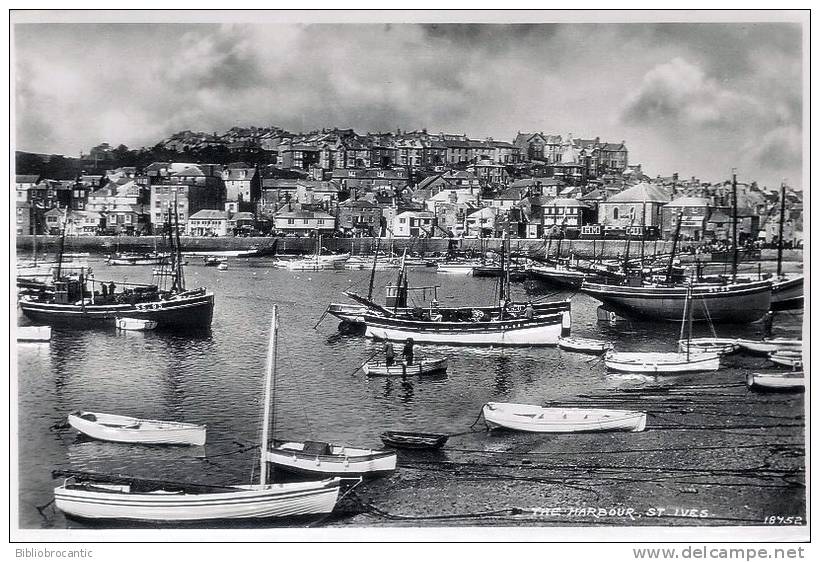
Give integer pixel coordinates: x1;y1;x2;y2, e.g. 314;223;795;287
13;19;805;189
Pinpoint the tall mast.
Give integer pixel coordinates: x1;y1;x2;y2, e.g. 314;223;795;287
777;181;786;277
504;236;511;302
731;170;738;283
666;211;684;283
498;232;506;303
640;197;647;270
686;284;694;362
367;238;381;301
259;305;278;487
55;211;69;280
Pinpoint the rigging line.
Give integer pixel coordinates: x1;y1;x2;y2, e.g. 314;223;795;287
275;326;314;439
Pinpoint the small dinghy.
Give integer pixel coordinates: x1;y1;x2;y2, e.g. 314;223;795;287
604;351;720;373
17;325;52;342
747;371;805;392
67;411;206;445
115;317;158;331
380;431;449;450
217;262;229;271
677;337;739;356
482;402;647;433
558;337;613;354
769;350;803;368
736;338;802;354
267;440;397;476
362;357;448;377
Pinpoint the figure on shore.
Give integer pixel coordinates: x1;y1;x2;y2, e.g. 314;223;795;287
402;338;415;366
384;340;395;366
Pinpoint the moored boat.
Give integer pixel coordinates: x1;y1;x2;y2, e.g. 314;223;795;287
604;351;720;373
362;357;448;377
676;337;739;355
266;440;397;477
116;317;158;331
380;431;449;449
67;411;206;446
558;337;613;354
746;372;805;392
736;338;802;355
769;350;803;368
482;402;647;433
436;260;481;274
107;252;170;266
16;325;52;342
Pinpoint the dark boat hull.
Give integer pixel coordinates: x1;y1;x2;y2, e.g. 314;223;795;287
581;280;772;323
19;291;214;331
771;276;804;311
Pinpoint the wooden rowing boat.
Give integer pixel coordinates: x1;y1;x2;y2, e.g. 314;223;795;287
362;357;448;377
558;337;613;354
16;325;52;342
769;350;803;368
380;431;449;449
482;402;647;433
67;411;206;446
736;338;802;355
115;317;158;331
267;440;397;476
676;337;739;355
746;372;805;392
604;351;720;373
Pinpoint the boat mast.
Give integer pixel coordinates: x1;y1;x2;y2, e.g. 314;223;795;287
777;181;786;277
393;249;407;312
259;305;278;487
498;232;506;304
171;194;185;292
731;170;738;283
686;284;694;362
367;238;381;301
55;211;69;280
665;210;684;283
622;218;634;274
640;196;647;271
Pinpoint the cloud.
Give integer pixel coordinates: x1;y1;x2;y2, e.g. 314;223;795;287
745;126;802;171
620;57;763;129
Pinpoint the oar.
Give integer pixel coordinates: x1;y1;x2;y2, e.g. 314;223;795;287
348;350;381;377
313;309;329;330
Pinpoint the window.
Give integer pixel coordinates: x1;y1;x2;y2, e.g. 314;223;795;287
318;219;325;225
303;219;309;224
287;218;295;225
613;208;619;220
399;218;406;224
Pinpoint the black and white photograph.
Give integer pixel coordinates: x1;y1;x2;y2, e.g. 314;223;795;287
10;8;809;548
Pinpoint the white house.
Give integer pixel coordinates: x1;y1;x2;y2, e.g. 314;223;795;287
465;207;499;237
273;209;335;236
187;209;229;236
392;210;437;238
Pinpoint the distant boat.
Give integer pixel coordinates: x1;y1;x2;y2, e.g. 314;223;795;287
52;306;343;523
362;357;448;377
67;411;206;446
107;252;171;266
380;431;449;449
482;402;647;433
747;372;805;392
203;256;225;267
217;263;229;271
604;351;720;373
116;317;158;331
769;350;803;369
436;261;481;275
558;337;613;354
17;325;52;342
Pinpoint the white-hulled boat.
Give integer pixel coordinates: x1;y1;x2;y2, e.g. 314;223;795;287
67;411;206;446
604;351;720;373
283;253;350;271
16;325;52;342
558;337;613;354
217;262;229;271
769;350;803;368
737;339;802;355
266;441;397;477
676;337;739;355
362;357;448;377
53;306;343;523
107;252;171;266
115;317;158;331
746;372;805;392
482;402;647;433
436;261;481;275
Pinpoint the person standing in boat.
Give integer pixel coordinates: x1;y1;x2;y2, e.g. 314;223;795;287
524;302;535;320
402;338;415;366
384;341;396;366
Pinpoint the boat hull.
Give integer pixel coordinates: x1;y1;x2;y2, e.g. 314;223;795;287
267;443;397;476
604;351;720;373
528;266;589;288
363;313;564;346
19;290;214;331
482;403;647;433
582;280;772;323
68;412;206;446
557;337;612;354
380;431;449;449
362;358;448;377
771;276;804;310
747;372;805;392
54;480;341;521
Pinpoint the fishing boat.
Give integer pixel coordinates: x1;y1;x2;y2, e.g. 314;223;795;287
482;402;647;433
362;357;448;377
746;372;805;392
107;252;170;266
67;411;206;446
557;337;613;354
16;325;52;342
769;350;803;368
52;306;343;523
604;351;720;373
115;317;158;331
528;263;589;288
736;338;802;354
19;203;215;331
768;182;804;310
436;260;481;275
676;337;739;355
267;441;397;477
380;431;449;449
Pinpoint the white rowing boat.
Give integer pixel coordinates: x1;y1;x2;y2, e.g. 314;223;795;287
736;338;802;354
267;441;397;476
604;351;720;373
558;337;613;354
769;350;803;368
482;402;647;433
676;337;739;355
746;372;805;392
67;411;206;446
17;325;52;342
115;317;158;331
362;357;448;377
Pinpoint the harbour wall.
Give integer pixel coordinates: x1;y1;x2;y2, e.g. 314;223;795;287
15;235;804;262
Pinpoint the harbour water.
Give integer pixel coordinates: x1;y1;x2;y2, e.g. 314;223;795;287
16;255;805;529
